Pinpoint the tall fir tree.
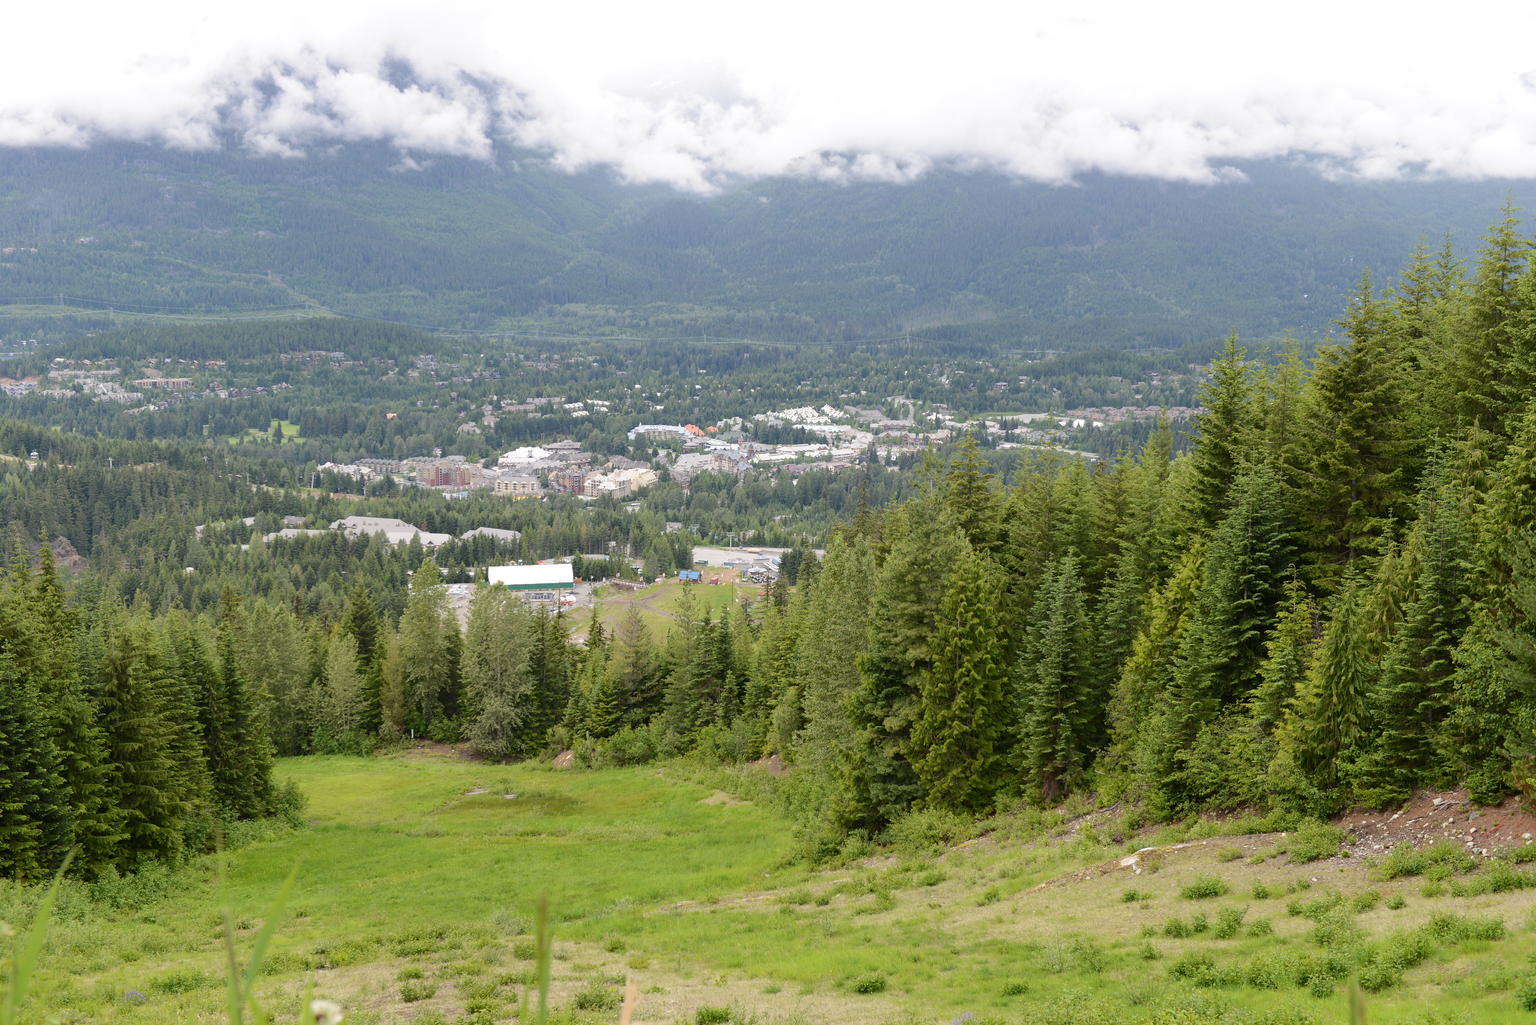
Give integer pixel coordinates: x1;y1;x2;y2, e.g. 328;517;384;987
910;550;1010;812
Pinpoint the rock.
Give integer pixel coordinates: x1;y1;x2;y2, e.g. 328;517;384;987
1433;798;1445;806
552;749;575;769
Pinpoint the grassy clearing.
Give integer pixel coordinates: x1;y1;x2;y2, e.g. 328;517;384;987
10;756;1536;1024
590;577;762;642
228;420;303;446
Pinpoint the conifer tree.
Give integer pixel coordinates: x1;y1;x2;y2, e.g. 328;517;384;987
1288;276;1415;590
216;596;274;818
944;436;1001;554
1271;581;1371;809
844;500;968;828
911;550;1009;811
1353;457;1471;805
0;651;72;880
1188;333;1255;529
97;623;187;868
1015;552;1094;803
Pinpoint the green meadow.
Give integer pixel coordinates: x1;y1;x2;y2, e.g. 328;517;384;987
10;754;1536;1024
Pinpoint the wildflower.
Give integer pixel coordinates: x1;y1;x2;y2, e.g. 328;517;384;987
310;998;345;1024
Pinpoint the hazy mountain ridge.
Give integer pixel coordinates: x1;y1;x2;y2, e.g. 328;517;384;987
0;143;1529;345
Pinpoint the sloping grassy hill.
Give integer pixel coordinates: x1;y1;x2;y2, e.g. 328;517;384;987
11;754;1536;1024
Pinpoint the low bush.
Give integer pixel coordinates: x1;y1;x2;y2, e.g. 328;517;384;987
1212;906;1247;939
1284;821;1346;864
572;983;620;1012
883;808;972;854
696;1007;733;1025
1379;840;1476;880
400;980;438;1002
852;973;887;994
1180;876;1230;900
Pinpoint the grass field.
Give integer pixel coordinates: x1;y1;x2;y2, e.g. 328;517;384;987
10;754;1536;1024
229;420;303;445
586;576;763;643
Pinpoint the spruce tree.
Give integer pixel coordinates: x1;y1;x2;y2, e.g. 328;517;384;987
844;499;968;828
0;651;72;880
1353;458;1472;805
1188;333;1255;529
1015;552;1094;803
910;551;1009;812
98;624;187;869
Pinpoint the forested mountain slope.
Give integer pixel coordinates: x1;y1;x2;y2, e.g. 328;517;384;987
0;143;1530;345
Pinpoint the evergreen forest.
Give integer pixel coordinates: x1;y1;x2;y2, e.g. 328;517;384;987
6;214;1536;891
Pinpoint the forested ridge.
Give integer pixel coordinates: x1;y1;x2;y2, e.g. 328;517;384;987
6;216;1536;886
2;142;1530;346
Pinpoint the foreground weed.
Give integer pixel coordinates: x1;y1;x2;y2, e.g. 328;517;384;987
1;853;72;1025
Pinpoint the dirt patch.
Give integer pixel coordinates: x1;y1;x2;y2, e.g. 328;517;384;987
749;753;786;776
701;790;750;807
1339;788;1536;857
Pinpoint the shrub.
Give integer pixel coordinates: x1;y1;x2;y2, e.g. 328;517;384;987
1163;916;1192;938
696;1007;733;1025
150;969;216;994
1310;908;1365;949
883;808;971;854
1243;954;1287;990
1427;913;1505;943
1168;952;1219;986
1251;883;1272;900
1421;880;1446;898
1121;888;1153;903
1386;894;1407;910
1180;876;1230;900
1352;890;1381;913
1138;942;1160;960
1517;976;1536;1012
1212;906;1247;939
400;981;438;1002
1380;840;1476;880
1216;846;1243;862
1358;961;1401;994
1001;980;1030;996
1247;918;1274;937
852;973;887;994
1284;821;1346;864
572;984;620;1012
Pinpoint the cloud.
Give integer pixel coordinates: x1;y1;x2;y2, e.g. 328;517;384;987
5;0;1536;190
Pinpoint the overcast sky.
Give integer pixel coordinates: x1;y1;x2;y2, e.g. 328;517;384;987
5;1;1536;190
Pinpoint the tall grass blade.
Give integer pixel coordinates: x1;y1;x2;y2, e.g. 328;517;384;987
1;852;73;1025
240;866;298;1011
534;895;551;1025
221;858;299;1025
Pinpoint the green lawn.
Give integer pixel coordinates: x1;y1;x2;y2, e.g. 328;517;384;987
12;756;1536;1024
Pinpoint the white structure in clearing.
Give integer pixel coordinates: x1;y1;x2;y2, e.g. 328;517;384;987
330;516;453;547
487;563;576;603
